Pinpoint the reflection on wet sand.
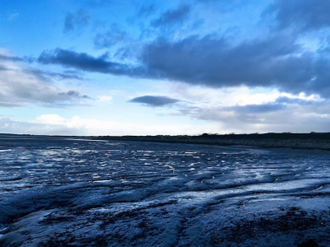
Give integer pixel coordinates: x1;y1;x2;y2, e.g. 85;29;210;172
0;136;330;246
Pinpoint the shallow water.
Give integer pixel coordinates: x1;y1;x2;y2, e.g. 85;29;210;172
1;135;330;246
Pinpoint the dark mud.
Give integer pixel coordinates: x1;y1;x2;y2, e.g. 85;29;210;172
1;135;330;246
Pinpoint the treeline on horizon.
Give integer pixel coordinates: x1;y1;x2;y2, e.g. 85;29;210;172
1;132;330;139
99;132;330;141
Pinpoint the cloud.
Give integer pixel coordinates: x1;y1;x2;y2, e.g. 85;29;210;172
138;5;156;17
27;69;84;81
37;33;330;98
275;96;321;105
36;114;66;125
0;65;9;71
94;24;128;49
228;103;285;114
85;0;117;7
266;0;330;32
141;35;330;97
0;49;90;107
7;13;19;22
0;54;23;62
177;97;330;133
37;1;330;100
58;90;91;100
0;117;81;136
129;95;179;107
0;114;215;136
64;10;90;33
0;59;84;81
98;95;112;102
151;4;191;27
217;96;322;115
38;48;143;76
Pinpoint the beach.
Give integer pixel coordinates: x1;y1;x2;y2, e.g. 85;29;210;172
1;135;330;246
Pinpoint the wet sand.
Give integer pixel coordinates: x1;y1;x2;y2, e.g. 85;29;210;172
1;136;330;246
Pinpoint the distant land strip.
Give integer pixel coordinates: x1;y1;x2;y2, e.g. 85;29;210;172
1;132;330;151
96;132;330;151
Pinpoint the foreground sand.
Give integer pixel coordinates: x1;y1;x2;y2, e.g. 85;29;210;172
1;136;330;246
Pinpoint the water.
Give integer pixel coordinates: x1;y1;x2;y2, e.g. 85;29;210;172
1;135;330;246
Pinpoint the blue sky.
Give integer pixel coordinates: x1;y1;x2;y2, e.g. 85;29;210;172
1;0;330;135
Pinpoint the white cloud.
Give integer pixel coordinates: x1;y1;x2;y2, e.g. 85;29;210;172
0;48;89;107
36;114;66;125
168;83;328;134
97;95;112;102
6;114;219;136
176;100;330;134
170;83;283;107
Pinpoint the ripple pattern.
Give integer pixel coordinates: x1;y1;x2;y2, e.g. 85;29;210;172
1;136;330;246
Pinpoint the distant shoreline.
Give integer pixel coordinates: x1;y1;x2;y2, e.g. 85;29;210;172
1;132;330;151
96;132;330;151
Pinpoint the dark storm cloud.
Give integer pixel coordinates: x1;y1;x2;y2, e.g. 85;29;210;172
129;95;179;107
151;4;191;27
37;33;330;98
141;35;321;94
266;0;330;32
39;0;330;100
64;10;90;33
38;48;143;76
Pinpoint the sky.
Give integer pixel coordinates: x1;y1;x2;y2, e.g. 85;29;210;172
1;0;330;136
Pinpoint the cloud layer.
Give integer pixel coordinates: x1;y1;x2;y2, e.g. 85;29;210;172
3;0;330;135
151;4;191;28
177;96;330;133
0;114;210;136
36;32;330;98
268;0;330;32
35;0;330;99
